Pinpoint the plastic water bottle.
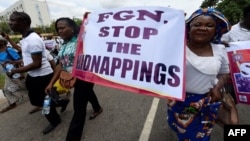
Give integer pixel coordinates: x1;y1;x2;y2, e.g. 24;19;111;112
5;63;21;79
42;95;51;115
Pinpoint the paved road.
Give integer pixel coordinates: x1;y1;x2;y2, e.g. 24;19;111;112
0;85;250;141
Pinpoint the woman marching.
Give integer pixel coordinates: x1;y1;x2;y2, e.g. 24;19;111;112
167;8;238;141
45;17;103;141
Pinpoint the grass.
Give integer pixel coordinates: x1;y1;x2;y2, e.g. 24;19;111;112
0;74;5;89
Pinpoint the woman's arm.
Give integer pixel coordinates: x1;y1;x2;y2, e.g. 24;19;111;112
2;33;22;52
210;73;230;102
45;64;63;94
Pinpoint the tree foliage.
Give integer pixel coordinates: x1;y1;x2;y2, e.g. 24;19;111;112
201;0;220;8
73;17;82;26
0;16;82;37
0;21;11;34
200;0;250;25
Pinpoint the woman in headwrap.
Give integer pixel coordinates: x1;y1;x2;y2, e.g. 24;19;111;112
167;8;235;141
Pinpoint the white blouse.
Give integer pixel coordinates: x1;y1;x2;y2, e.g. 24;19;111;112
186;43;230;94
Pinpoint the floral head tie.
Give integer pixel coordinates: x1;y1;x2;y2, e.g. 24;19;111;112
186;8;231;44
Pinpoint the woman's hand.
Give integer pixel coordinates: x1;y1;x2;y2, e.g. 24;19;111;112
209;87;223;103
2;60;21;67
2;61;16;77
45;83;53;94
209;74;229;103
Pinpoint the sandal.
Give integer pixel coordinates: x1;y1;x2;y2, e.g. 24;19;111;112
89;107;103;120
29;107;42;114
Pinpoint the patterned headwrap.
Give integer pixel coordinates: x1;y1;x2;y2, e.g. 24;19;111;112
186;8;231;44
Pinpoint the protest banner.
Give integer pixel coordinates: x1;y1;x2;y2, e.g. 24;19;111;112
72;6;186;100
226;41;250;105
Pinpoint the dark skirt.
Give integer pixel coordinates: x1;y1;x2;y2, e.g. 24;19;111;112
25;73;53;106
167;92;221;141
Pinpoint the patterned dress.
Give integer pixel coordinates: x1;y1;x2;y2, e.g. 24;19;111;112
167;8;231;141
167;93;220;141
0;50;27;105
57;36;77;72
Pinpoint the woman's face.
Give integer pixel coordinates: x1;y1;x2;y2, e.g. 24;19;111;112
56;20;74;41
189;15;216;43
8;14;23;33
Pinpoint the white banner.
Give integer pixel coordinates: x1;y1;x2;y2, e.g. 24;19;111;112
74;6;186;100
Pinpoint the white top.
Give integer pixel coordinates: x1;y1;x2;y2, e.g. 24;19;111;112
221;23;250;42
20;32;53;77
186;43;230;94
45;49;53;61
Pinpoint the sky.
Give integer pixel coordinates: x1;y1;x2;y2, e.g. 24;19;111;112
0;0;203;20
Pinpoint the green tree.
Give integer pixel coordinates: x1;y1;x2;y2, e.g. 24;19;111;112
73;17;82;26
50;20;56;34
201;0;220;8
0;21;11;34
200;0;250;24
217;1;242;24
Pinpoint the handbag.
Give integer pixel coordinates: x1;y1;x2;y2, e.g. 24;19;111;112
59;71;76;89
49;87;64;105
54;79;70;95
49;87;70;109
216;88;239;127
